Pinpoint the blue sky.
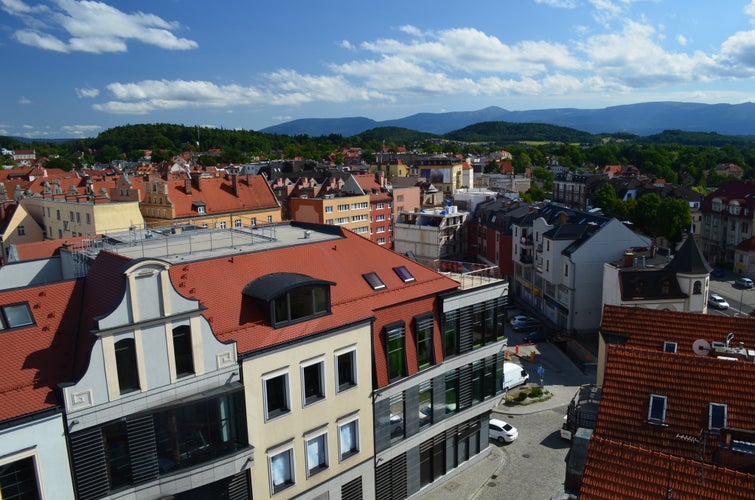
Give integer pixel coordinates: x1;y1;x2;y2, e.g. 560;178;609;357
2;0;755;139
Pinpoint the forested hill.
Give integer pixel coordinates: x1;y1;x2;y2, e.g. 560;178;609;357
444;121;599;144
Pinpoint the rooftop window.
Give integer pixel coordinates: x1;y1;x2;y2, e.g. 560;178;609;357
363;272;386;290
0;303;34;331
393;266;415;283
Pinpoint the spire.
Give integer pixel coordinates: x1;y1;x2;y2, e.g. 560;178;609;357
664;237;712;275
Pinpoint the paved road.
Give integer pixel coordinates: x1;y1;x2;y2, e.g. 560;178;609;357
709;271;755;317
423;325;596;500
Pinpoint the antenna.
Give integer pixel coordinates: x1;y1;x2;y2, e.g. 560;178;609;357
692;339;711;356
726;332;735;347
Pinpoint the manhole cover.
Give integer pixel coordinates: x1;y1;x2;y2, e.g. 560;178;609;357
487;482;497;487
522;453;531;458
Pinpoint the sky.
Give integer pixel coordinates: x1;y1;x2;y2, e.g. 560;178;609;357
2;0;755;139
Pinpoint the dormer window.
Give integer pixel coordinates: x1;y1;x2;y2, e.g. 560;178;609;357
243;273;334;328
647;394;667;424
712;198;723;212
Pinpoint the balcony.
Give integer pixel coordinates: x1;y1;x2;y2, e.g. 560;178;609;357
421;259;506;290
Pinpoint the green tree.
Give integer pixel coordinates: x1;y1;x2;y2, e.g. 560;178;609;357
44;157;74;171
631;193;662;239
657;197;692;246
591;183;618;216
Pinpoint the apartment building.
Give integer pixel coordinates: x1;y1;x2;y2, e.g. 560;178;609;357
700;180;755;266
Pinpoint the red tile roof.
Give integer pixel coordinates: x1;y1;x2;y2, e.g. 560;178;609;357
0;279;83;422
169;227;460;361
581;435;755;499
596;345;755;463
601;305;755;354
165;175;279;218
11;235;101;261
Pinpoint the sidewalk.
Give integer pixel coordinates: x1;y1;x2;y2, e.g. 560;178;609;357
420;341;595;500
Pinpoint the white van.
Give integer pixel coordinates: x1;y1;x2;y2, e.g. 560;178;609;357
502;362;529;391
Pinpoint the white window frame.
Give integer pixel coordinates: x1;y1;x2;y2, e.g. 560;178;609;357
663;341;677;353
263;368;291;421
304;430;329;477
0;450;43;498
648;394;667;424
300;356;326;407
709;402;727;431
334;346;357;393
268;446;295;495
337;415;360;462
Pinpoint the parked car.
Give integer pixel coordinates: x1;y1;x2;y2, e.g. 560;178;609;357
735;277;754;288
489;418;518;443
509;314;532;325
523;329;552;343
513;318;542;332
708;294;730;309
559;414;572;440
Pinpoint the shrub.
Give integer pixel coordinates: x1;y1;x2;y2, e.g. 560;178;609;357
529;386;543;398
515;391;529;401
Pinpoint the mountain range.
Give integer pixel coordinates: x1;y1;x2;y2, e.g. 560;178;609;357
260;101;755;138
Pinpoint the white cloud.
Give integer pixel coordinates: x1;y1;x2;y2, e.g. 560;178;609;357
746;0;755;19
718;30;755;74
6;0;197;53
75;87;100;98
61;124;101;137
339;40;355;51
677;34;688;46
18;96;31;104
534;0;577;8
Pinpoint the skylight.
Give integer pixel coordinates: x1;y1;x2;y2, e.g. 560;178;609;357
363;272;386;290
0;303;34;330
393;266;415;283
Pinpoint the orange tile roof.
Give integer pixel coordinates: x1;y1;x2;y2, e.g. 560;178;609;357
601;304;755;354
581;435;755;499
11;235;101;261
169;227;460;361
596;345;755;462
165;175;279;218
0;279;83;422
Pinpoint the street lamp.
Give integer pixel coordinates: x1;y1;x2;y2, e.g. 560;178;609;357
739;287;753;316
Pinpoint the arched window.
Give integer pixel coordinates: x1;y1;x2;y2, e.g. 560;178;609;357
693;281;702;295
114;338;140;394
172;325;194;377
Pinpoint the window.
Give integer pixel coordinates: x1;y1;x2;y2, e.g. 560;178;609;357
114;338;140;394
273;285;329;326
268;215;273;223
76;212;81;223
415;314;434;370
445;370;458;414
363;272;386;290
172;325;194;377
86;213;91;225
251;217;257;226
389;393;405;442
336;348;357;392
376;214;386;222
325;206;333;213
377;202;385;210
709;403;727;431
419;380;433;428
564;263;569;277
0;455;41;499
306;433;328;477
301;359;325;406
17;225;25;236
339;419;359;461
443;311;459;357
385;322;406;381
197;206;206;214
220;221;226;229
0;303;34;330
394;266;415;283
234;218;242;227
269;448;294;494
69;211;74;222
377;237;386;245
264;371;290;420
663;341;677;353
648;394;667;423
56;209;60;220
693;281;702;294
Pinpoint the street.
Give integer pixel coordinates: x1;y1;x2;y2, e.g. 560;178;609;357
424;321;596;500
709;271;755;317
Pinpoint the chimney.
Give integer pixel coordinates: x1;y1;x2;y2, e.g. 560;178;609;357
232;173;239;197
184;178;192;194
191;173;201;191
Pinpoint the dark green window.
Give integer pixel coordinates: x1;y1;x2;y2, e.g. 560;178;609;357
443;311;458;357
273;285;328;327
386;323;406;382
415;314;434;370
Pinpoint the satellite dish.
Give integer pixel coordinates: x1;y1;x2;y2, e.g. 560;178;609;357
692;339;711;356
